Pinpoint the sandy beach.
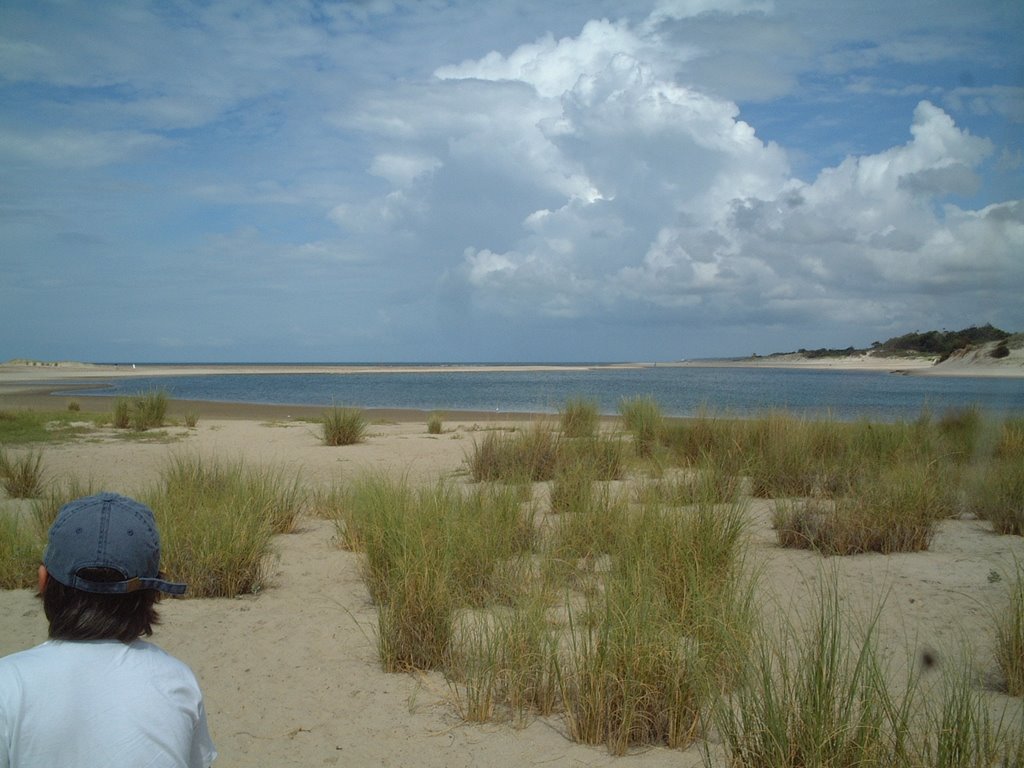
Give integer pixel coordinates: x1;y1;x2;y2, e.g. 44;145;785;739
2;373;1023;766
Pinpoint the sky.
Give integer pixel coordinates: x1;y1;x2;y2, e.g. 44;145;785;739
1;0;1022;363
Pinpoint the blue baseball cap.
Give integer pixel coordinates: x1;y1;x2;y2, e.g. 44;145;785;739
43;493;187;595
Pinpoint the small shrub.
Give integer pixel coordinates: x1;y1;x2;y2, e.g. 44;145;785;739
322;407;367;446
0;448;46;498
67;400;80;412
184;410;199;428
427;412;443;435
560;397;599;439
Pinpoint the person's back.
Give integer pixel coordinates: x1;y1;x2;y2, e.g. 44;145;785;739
0;493;216;768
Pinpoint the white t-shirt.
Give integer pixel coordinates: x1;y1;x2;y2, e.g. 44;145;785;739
0;639;216;768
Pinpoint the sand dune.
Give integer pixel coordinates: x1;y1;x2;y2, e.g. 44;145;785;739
1;399;1022;765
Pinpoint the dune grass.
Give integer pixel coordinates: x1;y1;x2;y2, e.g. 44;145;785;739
113;397;131;429
339;474;536;671
712;574;1023;768
618;395;664;458
144;455;305;597
965;457;1024;535
427;412;443;435
0;448;46;498
772;461;947;555
560;396;600;439
467;422;560;482
0;514;41;589
322;406;367;446
995;561;1024;697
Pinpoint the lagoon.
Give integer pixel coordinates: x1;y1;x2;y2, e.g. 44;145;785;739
65;365;1023;422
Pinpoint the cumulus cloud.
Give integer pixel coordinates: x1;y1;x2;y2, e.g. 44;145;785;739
350;5;1018;339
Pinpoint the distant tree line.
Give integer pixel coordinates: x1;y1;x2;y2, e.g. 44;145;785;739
872;324;1010;361
777;324;1014;362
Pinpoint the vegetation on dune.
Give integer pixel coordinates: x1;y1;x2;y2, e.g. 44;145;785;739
3;393;1023;758
765;323;1016;361
321;406;367;446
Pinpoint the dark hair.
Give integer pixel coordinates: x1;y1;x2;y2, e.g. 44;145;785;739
42;568;161;643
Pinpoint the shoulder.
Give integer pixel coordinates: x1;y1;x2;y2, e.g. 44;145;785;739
129;641;203;685
0;641;57;676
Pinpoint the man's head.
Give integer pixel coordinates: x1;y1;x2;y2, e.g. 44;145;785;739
40;493;186;642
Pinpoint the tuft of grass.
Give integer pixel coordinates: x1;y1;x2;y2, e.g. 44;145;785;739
965;457;1024;535
917;657;1020;768
321;406;367;446
184;410;199;428
341;474;536;671
145;455;305;597
0;513;43;589
995;561;1024;696
714;578;913;767
130;390;169;431
113;397;131;429
67;400;80;412
772;461;945;555
467;423;560;483
0;448;46;498
618;396;664;458
427;412;444;435
559;565;704;754
560;397;600;439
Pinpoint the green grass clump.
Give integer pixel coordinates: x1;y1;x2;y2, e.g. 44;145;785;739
427;412;443;435
560;397;600;439
0;448;46;498
0;514;43;589
449;592;561;724
995;562;1024;696
772;462;945;555
715;579;913;767
113;397;131;429
467;423;560;482
340;474;536;671
321;406;367;446
965;458;1024;535
130;390;169;431
146;455;305;597
618;396;664;458
560;571;704;754
916;658;1021;768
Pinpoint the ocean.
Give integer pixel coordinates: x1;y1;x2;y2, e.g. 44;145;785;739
62;364;1023;422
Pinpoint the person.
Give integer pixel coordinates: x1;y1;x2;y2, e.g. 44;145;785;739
0;492;217;767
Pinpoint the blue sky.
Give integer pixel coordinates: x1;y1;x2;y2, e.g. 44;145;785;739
1;0;1022;362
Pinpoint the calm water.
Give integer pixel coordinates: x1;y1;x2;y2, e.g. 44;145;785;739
63;365;1023;422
